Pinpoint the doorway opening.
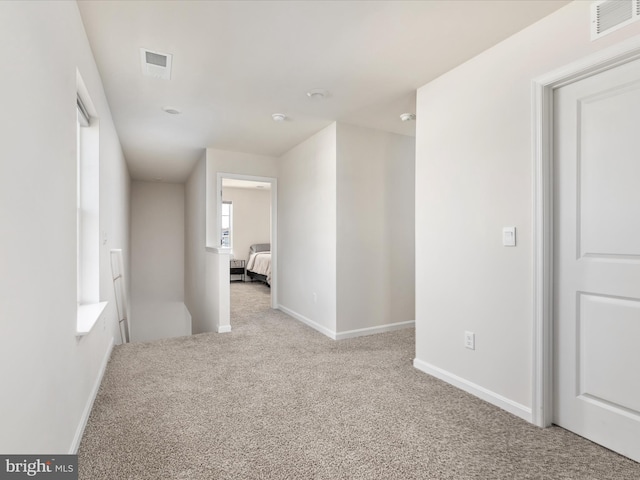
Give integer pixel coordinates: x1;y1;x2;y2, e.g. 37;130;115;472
532;37;640;462
217;173;277;324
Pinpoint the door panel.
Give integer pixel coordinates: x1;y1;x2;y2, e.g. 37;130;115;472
579;81;640;257
554;58;640;463
578;293;640;414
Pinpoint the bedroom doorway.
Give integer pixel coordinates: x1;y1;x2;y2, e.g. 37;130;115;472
217;173;277;318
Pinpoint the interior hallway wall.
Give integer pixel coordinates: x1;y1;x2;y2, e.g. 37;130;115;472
414;0;640;416
277;123;338;335
185;155;208;334
0;1;130;453
336;123;415;334
276;122;415;339
130;181;189;342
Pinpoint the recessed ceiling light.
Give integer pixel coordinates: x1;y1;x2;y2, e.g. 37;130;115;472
306;88;328;100
400;113;416;122
272;113;287;122
162;106;181;115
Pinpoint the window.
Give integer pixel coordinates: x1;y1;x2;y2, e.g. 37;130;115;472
77;96;89;303
76;76;105;335
77;93;99;305
221;201;232;248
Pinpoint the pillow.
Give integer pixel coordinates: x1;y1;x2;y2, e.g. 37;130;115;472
249;243;270;254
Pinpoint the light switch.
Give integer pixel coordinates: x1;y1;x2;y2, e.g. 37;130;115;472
503;227;516;247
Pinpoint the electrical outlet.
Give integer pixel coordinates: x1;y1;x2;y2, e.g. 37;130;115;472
464;331;475;350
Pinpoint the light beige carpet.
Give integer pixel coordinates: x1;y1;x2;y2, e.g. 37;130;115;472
78;282;640;479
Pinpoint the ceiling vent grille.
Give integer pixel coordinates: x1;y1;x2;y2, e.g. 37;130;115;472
140;48;173;80
591;0;639;39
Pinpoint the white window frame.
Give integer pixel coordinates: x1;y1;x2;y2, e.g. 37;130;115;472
76;72;106;336
221;200;233;248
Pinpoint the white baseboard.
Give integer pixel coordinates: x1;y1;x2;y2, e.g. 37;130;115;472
277;304;336;339
413;358;532;422
217;325;232;333
69;337;115;454
335;320;415;340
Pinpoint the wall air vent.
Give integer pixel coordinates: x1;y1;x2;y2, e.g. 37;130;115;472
591;0;639;39
140;48;173;80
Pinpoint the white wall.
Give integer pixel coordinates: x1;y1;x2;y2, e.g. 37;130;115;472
130;181;188;342
0;1;130;453
222;186;271;263
185;155;208;334
414;1;640;413
278;124;338;334
336;124;415;333
206;149;278;248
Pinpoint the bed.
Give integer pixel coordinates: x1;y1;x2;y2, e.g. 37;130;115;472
246;243;271;286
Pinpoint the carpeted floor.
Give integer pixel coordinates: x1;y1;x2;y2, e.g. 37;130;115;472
78;282;640;479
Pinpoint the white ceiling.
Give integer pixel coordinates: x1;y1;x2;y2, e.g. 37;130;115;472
77;0;570;183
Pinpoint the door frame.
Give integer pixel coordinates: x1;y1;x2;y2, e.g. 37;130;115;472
532;36;640;427
217;172;278;309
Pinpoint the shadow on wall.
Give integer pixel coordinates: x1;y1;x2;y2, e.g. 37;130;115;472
130;302;192;343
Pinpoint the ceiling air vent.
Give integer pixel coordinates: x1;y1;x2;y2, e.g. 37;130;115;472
591;0;638;39
140;48;173;80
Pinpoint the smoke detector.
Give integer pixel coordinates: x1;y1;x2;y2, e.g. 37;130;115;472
140;48;173;80
162;106;181;115
272;113;287;122
400;113;416;122
306;88;329;100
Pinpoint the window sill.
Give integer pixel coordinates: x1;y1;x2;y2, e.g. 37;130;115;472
206;246;232;255
76;301;108;337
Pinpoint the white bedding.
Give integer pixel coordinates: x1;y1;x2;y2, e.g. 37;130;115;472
246;251;271;284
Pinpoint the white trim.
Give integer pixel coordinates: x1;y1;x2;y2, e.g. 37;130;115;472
534;36;640;89
76;301;108;337
335;320;415;340
206;246;232;255
277;304;336;340
531;76;555;428
69;338;114;454
532;36;640;428
413;358;532;422
217;325;232;333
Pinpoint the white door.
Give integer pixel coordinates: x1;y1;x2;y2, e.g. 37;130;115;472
553;58;640;462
